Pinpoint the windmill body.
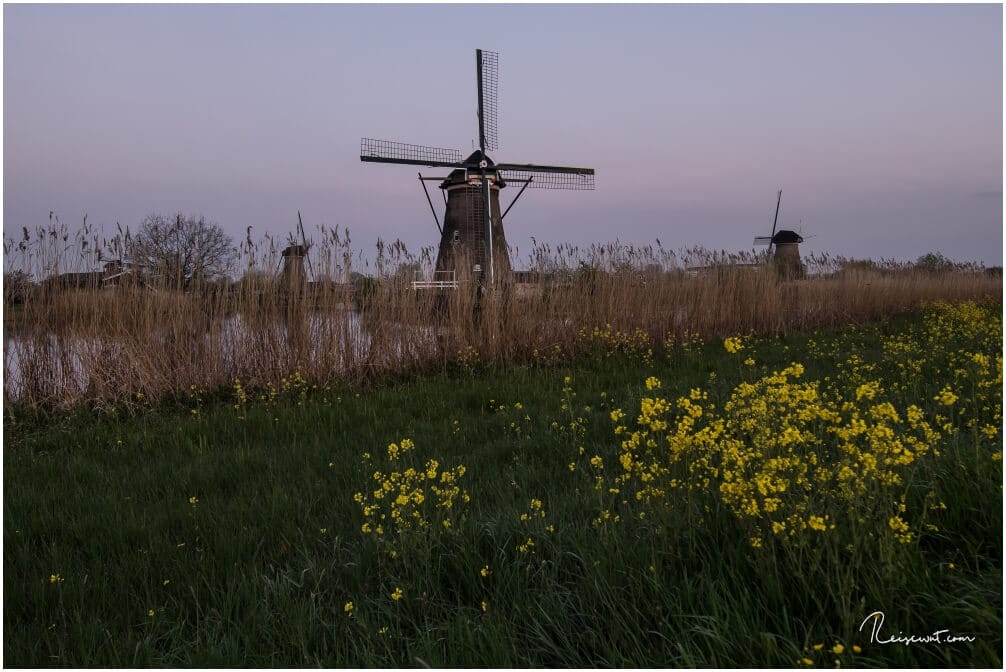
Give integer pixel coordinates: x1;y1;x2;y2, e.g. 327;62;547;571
436;151;512;284
770;229;805;279
361;49;594;289
281;244;307;287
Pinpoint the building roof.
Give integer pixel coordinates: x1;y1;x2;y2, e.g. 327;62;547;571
441;151;506;188
772;230;803;245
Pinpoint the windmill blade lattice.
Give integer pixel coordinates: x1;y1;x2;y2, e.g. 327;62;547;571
498;167;594;190
361;138;462;167
465;184;487;259
477;49;499;153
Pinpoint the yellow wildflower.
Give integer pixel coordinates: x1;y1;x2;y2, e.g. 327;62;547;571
934;386;958;406
723;336;744;353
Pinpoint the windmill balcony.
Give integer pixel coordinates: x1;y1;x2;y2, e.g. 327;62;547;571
411;270;459;290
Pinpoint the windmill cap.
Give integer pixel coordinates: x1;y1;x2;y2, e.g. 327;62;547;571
441;150;507;188
772;230;803;244
463;150;497;169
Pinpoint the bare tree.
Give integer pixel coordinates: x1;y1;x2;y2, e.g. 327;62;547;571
4;270;33;305
130;214;237;290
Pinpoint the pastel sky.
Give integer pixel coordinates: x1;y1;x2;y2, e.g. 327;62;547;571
4;3;1003;268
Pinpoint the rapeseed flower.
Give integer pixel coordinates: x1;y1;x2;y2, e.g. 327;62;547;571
934;386;958;406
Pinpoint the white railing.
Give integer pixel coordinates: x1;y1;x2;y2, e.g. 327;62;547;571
411;270;458;290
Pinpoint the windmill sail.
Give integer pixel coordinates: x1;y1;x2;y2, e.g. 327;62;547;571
497;164;595;190
476;49;499;153
360;138;462;167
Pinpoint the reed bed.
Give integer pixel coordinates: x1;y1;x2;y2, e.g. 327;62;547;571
4;219;1000;408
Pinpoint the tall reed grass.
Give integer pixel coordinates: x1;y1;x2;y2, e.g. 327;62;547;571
4;218;1000;408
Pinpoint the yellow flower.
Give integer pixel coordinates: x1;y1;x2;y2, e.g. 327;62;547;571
480;565;490;577
344;601;354;614
801;657;814;666
723;336;744;353
855;381;880;401
148;609;155;617
934;386;958;406
390;587;404;601
852;645;862;654
832;643;844;654
188;496;198;506
481;600;488;612
49;574;64;584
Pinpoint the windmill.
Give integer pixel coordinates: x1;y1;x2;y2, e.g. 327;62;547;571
278;211;315;287
360;49;595;289
753;190;805;278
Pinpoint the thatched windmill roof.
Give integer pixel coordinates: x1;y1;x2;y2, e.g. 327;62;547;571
772;230;803;245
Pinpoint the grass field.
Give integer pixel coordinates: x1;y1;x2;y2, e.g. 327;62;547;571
4;298;1001;667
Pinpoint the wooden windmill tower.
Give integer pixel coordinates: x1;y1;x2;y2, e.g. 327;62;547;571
754;190;805;279
361;49;595;289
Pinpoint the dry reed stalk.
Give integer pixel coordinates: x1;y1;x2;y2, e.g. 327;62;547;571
4;221;1001;408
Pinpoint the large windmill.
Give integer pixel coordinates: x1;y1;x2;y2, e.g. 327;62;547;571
361;49;595;289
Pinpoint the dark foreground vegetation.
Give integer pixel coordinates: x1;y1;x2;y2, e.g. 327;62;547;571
4;300;1001;667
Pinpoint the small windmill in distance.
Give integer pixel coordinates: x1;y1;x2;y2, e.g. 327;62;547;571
754;190;805;278
278;211;315;287
360;49;595;290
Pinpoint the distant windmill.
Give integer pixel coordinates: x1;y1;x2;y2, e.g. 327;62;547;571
278;211;315;286
360;49;595;289
754;190;805;278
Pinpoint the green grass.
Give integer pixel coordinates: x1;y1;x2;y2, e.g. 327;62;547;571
4;302;1002;667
